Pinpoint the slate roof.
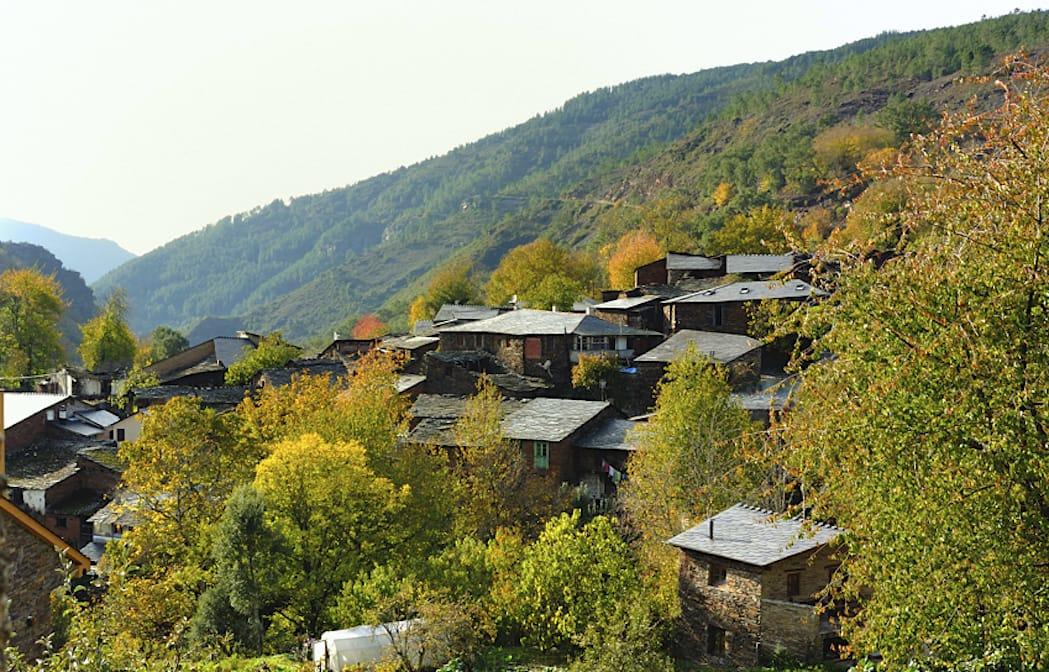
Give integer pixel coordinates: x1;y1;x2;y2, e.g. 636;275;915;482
440;309;660;337
732;376;797;412
407;395;606;444
6;438;115;486
725;254;797;275
666;253;723;271
433;304;503;323
132;385;247;408
381;335;440;351
258;359;350;388
663;280;824;304
635;330;762;364
396;374;427;394
593;295;663;310
666;503;843;567
501;398;610;442
575;418;639;451
3;392;69;429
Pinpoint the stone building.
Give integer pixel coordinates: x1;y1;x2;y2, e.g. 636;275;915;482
667;503;845;667
438;309;661;389
590;294;666;333
144;332;261;387
662;280;824;337
634;253;726;286
1;496;91;658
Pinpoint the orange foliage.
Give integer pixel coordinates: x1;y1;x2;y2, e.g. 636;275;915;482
607;229;664;289
351;313;387;339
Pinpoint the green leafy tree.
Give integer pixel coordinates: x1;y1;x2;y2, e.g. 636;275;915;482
224;332;300;385
0;267;64;382
514;512;642;650
253;433;411;635
149;325;189;363
408;260;481;325
877;94;936;140
709;205;793;254
485;239;601;310
79;290;137;371
776;66;1049;669
571;352;619;391
620;346;756;612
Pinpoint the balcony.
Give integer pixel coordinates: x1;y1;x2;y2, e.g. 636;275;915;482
569;349;633;363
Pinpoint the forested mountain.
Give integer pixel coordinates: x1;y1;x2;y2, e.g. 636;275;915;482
0;218;135;283
95;11;1049;341
0;241;97;354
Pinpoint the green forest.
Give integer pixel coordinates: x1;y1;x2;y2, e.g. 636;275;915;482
94;11;1049;344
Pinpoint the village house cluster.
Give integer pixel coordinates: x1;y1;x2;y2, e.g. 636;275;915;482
2;251;841;665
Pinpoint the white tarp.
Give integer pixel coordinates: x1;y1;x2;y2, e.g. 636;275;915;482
313;619;424;672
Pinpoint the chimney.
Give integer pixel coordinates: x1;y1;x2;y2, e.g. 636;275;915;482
708;518;714;539
333;331;341;341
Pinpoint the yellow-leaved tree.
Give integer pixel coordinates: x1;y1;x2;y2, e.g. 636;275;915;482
606;229;664;289
0;267;65;381
485;239;601;310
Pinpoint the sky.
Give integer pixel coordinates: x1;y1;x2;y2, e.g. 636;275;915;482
1;1;1045;255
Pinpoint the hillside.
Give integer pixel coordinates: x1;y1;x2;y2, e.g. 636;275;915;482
95;11;1049;341
0;218;136;284
0;241;97;355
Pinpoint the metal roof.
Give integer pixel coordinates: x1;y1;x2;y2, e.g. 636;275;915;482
725;254;796;275
634;330;762;364
666;253;722;271
75;409;121;428
575;418;639;451
501;398;609;442
666;503;843;567
593;295;663;310
440;309;659;337
664;280;824;304
3;392;69;429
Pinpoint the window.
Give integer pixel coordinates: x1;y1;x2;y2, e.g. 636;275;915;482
787;571;801;598
524;337;542;360
533;441;550;470
706;625;726;656
56;517;67;529
712;304;724;327
574;335;611;351
117;428;126;441
708;564;727;586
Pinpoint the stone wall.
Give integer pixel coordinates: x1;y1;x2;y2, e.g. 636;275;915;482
667;302;751;335
762;545;839;603
6;414;47;456
759;599;821;662
677;550;763;668
5;514;63;658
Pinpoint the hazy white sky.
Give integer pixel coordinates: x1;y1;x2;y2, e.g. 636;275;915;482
1;1;1044;255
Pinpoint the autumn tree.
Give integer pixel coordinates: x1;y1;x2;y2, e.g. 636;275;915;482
408;260;480;325
709;205;793;254
606;229;664;289
452;376;567;538
223;332;300;385
351;313;387;339
485;239;601;310
253;433;411;635
812;123;895;174
620;347;756;612
775;65;1049;669
79;290;137;371
0;267;64;381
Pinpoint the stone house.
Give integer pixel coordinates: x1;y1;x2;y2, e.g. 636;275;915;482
634;253;726;287
662;280;825;337
145;332;260;387
590;294;667;333
573;417;638;500
406;394;615;487
1;496;91;658
438;309;661;389
318;336;379;360
667;503;845;667
432;303;506;328
379;334;440;374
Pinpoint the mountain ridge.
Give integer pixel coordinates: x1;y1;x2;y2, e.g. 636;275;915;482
94;11;1049;341
0;218;136;284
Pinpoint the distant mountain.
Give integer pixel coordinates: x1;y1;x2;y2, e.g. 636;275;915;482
0;241;98;356
93;11;1049;341
0;219;136;284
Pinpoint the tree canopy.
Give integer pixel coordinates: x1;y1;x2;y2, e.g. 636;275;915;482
0;267;65;383
79;290;137;371
485;239;601;310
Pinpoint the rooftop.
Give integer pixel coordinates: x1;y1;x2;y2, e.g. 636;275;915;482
592;295;664;311
381;335;440;351
666;253;723;271
664;280;824;304
732;376;797;412
132;385;247;408
666;503;843;567
634;330;762;364
440;309;660;337
6;438;116;486
3;392;69;429
501;398;610;442
258;358;350;388
433;304;503;324
725;253;797;275
575;418;639;451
